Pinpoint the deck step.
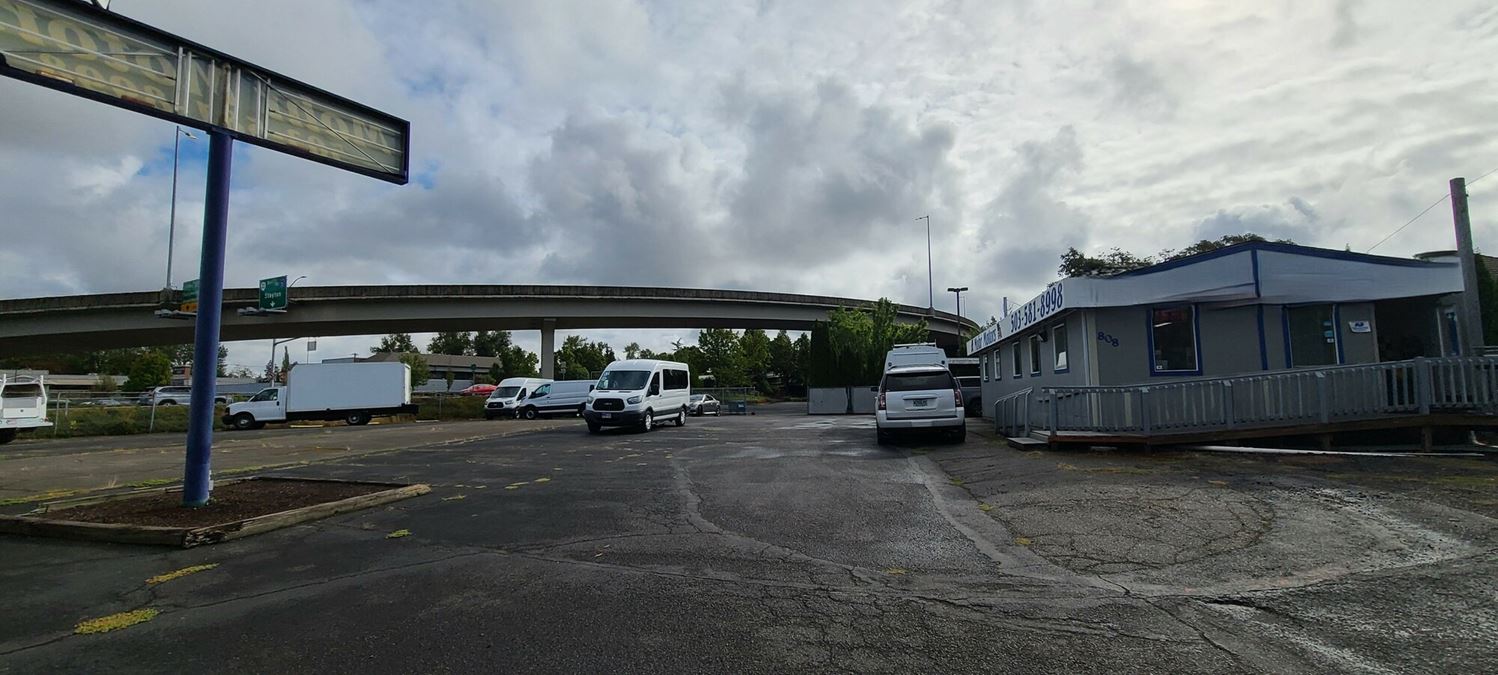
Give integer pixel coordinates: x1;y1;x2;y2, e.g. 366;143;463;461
1006;435;1047;450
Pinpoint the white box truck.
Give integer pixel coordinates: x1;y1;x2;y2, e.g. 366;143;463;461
222;363;417;430
0;374;52;444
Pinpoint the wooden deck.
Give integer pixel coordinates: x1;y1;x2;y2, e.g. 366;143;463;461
1005;413;1498;451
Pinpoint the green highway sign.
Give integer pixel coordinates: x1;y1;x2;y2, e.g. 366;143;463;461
180;279;198;313
259;275;288;311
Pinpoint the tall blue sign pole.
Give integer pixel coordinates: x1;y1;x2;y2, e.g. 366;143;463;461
181;131;233;507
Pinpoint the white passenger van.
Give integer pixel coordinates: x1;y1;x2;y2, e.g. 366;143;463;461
583;359;691;433
514;380;596;420
884;343;949;371
485;377;553;420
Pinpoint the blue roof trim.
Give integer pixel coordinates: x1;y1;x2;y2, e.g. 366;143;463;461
1109;241;1442;278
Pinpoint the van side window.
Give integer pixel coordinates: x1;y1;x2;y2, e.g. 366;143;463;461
532;384;551;398
664;369;689;390
649;373;661;395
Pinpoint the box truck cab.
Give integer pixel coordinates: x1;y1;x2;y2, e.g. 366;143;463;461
583;359;691;433
484;377;552;420
0;374;51;444
885;343;949;371
223;363;416;430
514;380;596;420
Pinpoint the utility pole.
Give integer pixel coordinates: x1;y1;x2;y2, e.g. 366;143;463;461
1452;177;1483;356
916;215;933;313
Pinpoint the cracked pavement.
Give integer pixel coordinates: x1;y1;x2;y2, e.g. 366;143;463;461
2;404;1495;673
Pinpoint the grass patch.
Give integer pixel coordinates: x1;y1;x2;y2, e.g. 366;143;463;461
128;478;176;489
75;608;159;634
146;563;218;585
0;488;78;507
386;529;412;539
49;405;230;439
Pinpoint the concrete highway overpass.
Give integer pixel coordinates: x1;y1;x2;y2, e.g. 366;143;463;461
0;285;976;378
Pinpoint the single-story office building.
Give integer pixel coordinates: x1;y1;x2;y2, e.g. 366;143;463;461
967;242;1467;413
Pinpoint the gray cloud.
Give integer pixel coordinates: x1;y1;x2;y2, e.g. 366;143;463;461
972;126;1091;289
1107;53;1177;117
1190;198;1326;245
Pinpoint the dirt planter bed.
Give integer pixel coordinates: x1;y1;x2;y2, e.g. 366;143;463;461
0;477;430;548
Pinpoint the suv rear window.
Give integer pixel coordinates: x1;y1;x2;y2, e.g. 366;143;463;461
883;371;955;392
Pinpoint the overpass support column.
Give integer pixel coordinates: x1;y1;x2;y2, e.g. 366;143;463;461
540;319;556;379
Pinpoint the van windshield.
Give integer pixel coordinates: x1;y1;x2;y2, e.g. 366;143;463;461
596;370;650;391
490;386;521;399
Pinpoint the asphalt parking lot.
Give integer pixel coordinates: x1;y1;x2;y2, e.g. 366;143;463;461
1;404;1495;673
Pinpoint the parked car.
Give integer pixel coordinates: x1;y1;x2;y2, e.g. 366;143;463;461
876;365;966;444
583;359;691;433
484;377;552;420
515;380;596;420
138;386;228;406
688;393;721;416
0;374;51;444
458;383;496;397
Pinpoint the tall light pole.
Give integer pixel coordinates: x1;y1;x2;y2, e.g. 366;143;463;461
947;286;968;318
165;126;197;289
916;215;933;313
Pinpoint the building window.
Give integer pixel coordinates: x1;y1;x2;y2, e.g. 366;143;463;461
993;350;1001;380
1012;343;1023;378
1287;305;1338;367
1052;323;1069;373
1150;305;1199;373
981;355;990;382
1028;335;1042;376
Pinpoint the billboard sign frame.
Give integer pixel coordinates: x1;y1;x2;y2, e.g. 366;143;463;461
0;0;410;184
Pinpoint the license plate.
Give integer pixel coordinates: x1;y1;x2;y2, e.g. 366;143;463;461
601;413;613;419
911;399;931;408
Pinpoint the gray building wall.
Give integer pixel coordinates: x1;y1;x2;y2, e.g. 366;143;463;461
978;311;1090;411
1337;302;1378;364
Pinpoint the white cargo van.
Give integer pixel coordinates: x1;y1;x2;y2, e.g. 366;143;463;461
484;377;552;420
885;343;948;371
223;363;416;429
583;359;691;433
514;380;596;420
0;374;52;444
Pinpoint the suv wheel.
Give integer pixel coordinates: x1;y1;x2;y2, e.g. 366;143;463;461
522;407;538;420
640;410;654;432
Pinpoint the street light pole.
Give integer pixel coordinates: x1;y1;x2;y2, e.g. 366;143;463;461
165;126;197;289
916;215;932;313
947;286;969;318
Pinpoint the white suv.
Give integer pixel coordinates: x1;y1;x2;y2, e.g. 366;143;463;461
875;365;966;444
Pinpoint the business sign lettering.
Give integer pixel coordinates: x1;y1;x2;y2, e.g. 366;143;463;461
0;0;409;184
966;323;1002;356
1006;282;1064;336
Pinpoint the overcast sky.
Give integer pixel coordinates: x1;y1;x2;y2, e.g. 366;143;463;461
3;0;1497;373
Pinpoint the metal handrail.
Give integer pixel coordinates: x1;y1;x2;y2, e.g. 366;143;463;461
1032;357;1498;436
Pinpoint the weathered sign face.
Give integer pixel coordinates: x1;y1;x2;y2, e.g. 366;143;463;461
0;0;408;184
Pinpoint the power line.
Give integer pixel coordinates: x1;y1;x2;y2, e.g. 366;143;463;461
1366;193;1450;252
1365;167;1498;253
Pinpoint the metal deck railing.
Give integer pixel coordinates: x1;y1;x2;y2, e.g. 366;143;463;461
993;357;1498;439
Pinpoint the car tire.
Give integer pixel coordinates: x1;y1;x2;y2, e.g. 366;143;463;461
712;408;720;416
876;429;892;446
640;410;653;432
587;421;601;434
346;411;371;426
231;413;256;431
522;407;538;421
675;408;686;427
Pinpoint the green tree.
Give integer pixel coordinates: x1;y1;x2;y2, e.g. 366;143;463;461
398;352;430;388
739;329;773;393
279;348;293;384
372;333;418;353
554;336;615;380
768;330;799;394
624;342;643;360
472;330;506;357
124;351;172;392
488;362;504;384
697;328;748;387
1476;256;1498;344
445;369;455;391
808;299;927;386
1059;234;1294;278
428;331;474;356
